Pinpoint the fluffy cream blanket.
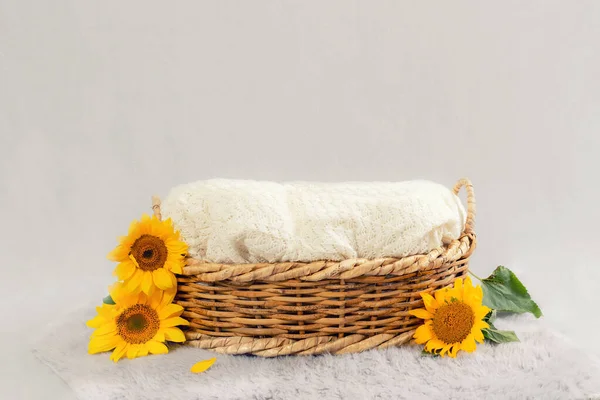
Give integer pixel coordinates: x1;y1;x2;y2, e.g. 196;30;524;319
160;179;466;263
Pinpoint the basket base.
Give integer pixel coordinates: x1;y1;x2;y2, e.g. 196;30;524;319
183;329;417;357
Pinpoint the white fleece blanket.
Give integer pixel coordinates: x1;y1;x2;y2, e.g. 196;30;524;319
32;307;600;400
161;179;467;263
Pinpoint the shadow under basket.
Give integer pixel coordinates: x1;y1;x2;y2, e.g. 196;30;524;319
151;178;477;357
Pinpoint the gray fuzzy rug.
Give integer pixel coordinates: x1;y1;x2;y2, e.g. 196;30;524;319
32;306;600;400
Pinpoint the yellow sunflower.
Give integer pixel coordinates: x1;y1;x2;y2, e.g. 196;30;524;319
108;214;187;295
87;283;189;362
409;276;491;358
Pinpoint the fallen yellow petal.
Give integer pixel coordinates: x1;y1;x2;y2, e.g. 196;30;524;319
191;357;217;373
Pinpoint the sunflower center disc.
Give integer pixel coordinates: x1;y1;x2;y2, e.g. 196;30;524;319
432;302;475;344
142;249;154;259
117;304;160;344
127;314;148;332
131;235;168;271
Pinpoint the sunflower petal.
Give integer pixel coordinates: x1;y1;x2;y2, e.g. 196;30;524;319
474;306;492;321
114;261;136;280
120;290;143;309
126;344;140;359
108;245;128;262
166;239;188;254
473;328;485;344
161;287;178;308
107;283;129;304
414;324;433;344
424;338;445;352
126;269;144;292
148;288;163;310
95;304;115;318
141;271;154;295
91;322;117;337
474;320;490;331
464;286;483;306
409;308;433;320
453;278;464;300
440;344;452;356
167;259;184;275
158;303;184;320
472;284;485;300
153;330;166;342
454;277;463;290
111;342;128;363
464;276;473;289
461;277;474;297
161;317;190;328
164;327;186;342
420;292;439;312
461;334;477;353
86;314;105;328
147;341;169;355
153;268;174;290
128;218;140;236
137;346;149;357
140;213;152;226
88;335;120;354
449;345;460;358
434;288;449;305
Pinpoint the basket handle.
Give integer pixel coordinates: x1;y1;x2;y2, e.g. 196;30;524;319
452;178;476;235
152;196;162;221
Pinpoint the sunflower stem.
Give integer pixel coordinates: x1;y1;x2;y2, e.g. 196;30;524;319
468;270;484;282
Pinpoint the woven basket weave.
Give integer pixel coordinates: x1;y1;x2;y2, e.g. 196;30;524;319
151;178;476;357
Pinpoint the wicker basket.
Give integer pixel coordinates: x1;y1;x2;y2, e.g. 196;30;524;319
151;178;476;357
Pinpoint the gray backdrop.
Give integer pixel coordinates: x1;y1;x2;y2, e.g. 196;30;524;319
1;1;599;398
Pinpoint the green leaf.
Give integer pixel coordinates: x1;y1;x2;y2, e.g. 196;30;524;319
480;266;542;318
483;326;520;343
102;295;115;305
484;309;497;324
